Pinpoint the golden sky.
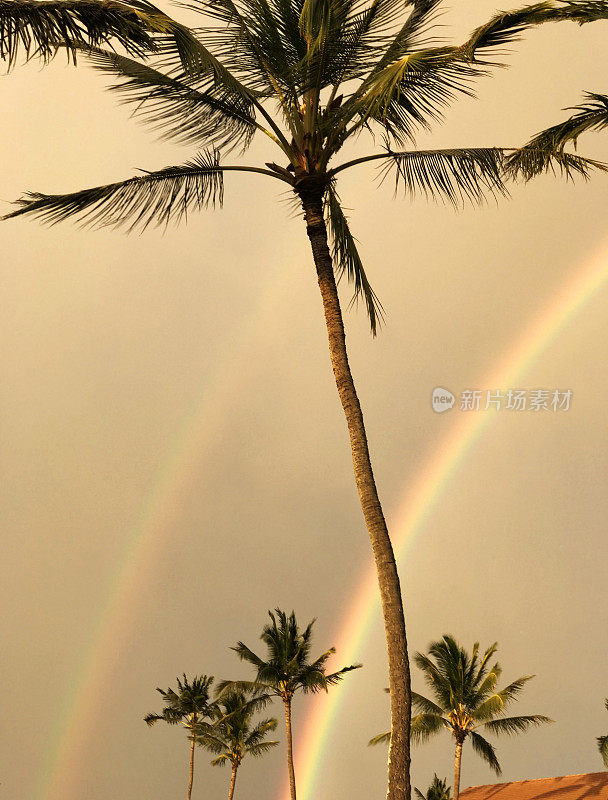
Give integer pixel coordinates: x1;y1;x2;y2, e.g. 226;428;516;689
1;3;607;800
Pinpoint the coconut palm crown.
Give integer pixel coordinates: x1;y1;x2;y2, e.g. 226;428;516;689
196;689;279;800
218;609;361;800
4;4;608;800
370;636;551;800
145;674;216;800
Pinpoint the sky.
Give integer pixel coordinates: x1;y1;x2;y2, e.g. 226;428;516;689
1;3;607;800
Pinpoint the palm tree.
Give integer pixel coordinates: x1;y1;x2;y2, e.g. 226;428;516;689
217;609;361;800
145;674;216;800
4;4;608;799
196;689;279;800
414;775;451;800
597;698;608;768
370;635;551;800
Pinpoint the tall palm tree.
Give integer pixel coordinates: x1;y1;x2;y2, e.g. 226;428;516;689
597;698;608;768
145;674;216;800
414;775;451;800
370;635;551;800
196;690;279;800
217;609;361;800
3;4;608;799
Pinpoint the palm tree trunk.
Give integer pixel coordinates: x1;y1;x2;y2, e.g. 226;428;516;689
228;763;238;800
187;732;196;800
300;191;411;800
284;697;297;800
453;739;464;800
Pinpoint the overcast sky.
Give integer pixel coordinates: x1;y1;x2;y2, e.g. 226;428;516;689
1;3;607;800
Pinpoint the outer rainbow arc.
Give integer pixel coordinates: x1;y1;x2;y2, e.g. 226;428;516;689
285;242;608;800
35;265;294;800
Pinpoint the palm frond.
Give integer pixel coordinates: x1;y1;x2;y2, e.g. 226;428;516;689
410;712;446;744
505;140;608;181
412;651;453;709
597;734;608;768
193;0;300;104
482;714;552;736
245;717;279;748
3;150;224;231
461;1;608;61
335;48;482;148
0;0;182;67
324;662;363;685
411;691;445;716
462;3;557;57
325;181;384;335
368;730;391;745
526;92;608;151
474;644;498;685
78;46;257;151
215;679;271;698
472;676;535;720
384;147;509;206
504;92;608;181
232;642;268;670
472;662;502;703
247;739;280;757
470;730;502;774
210;753;231;766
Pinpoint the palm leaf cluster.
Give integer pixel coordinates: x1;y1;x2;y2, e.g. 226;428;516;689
4;0;608;333
196;690;279;767
219;608;361;700
0;0;192;66
145;673;216;728
507;92;608;179
414;775;451;800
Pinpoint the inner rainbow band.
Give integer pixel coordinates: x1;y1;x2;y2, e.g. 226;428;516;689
286;242;608;800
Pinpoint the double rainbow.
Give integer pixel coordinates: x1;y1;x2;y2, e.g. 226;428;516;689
36;241;608;800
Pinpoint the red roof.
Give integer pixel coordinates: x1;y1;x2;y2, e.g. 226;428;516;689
460;773;608;800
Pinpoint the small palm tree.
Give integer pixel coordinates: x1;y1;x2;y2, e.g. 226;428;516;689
414;775;451;800
597;698;608;768
145;674;216;800
370;635;551;800
196;690;279;800
218;609;361;800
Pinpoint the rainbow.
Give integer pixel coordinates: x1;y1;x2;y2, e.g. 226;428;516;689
34;239;607;800
34;264;294;800
287;241;608;800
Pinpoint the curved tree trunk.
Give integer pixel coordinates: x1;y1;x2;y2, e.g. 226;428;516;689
228;763;238;800
453;739;464;800
301;192;411;800
284;697;297;800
